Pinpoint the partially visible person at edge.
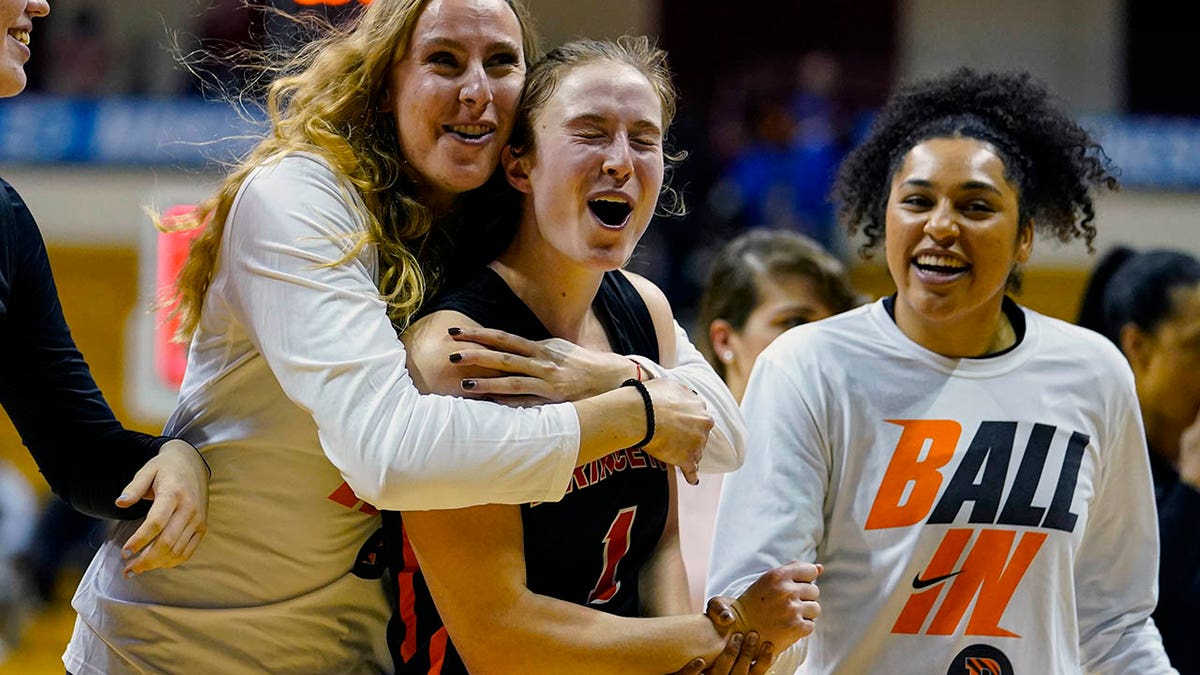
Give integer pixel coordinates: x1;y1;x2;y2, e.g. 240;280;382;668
0;0;208;579
678;229;863;610
708;67;1177;674
392;37;820;675
65;1;745;673
1078;246;1200;674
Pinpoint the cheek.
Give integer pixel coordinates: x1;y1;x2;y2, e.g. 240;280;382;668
494;76;524;116
742;321;784;360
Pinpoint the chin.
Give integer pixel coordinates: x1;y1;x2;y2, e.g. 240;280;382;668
0;72;25;98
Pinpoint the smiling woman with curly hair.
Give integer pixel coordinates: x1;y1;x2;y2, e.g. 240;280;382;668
708;68;1177;674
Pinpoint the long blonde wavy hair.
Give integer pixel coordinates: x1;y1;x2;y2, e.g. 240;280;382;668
169;0;539;339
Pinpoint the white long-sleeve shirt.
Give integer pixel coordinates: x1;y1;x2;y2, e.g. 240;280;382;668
708;300;1175;675
65;152;743;674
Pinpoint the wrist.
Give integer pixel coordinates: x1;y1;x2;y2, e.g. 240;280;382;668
620;378;655;448
163;438;211;477
727;598;751;635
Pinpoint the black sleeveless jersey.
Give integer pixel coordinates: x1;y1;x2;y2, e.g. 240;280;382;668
384;267;669;674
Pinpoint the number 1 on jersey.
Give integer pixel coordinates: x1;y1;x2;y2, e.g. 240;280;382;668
588;506;637;605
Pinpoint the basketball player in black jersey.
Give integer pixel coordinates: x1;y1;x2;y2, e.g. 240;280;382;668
385;37;822;674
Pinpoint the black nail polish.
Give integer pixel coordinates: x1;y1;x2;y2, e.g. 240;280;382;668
448;327;463;336
448;352;463;363
461;379;476;389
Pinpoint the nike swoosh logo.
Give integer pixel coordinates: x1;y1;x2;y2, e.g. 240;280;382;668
912;570;963;590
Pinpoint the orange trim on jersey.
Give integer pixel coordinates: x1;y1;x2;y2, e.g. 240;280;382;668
398;524;420;662
866;420;961;530
428;626;449;675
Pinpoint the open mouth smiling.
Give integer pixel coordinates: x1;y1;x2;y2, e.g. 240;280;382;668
588;196;633;227
913;253;970;276
444;123;493;141
8;30;28;46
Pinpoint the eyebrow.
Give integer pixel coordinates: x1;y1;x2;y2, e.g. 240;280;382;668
900;178;1003;196
417;36;521;54
566;113;661;134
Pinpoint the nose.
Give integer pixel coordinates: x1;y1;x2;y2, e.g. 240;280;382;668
923;200;959;244
27;0;49;18
603;139;633;183
459;63;492;113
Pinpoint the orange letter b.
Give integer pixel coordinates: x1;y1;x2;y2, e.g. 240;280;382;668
865;420;961;530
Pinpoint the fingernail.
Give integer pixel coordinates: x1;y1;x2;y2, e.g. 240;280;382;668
461;379;476;389
124;570;135;579
689;658;705;668
117;494;130;503
731;633;743;647
448;352;463;363
448;327;463;336
720;609;734;623
121;549;132;560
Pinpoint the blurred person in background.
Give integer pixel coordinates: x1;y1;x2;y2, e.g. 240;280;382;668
0;0;209;593
678;229;862;611
709;68;1175;673
65;1;746;672
1077;246;1200;674
708;53;846;253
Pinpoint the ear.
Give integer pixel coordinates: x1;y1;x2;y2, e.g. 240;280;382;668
1015;220;1034;264
1120;323;1154;375
502;145;534;195
709;319;736;363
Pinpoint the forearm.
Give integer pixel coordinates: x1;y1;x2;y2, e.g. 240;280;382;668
640;534;693;617
457;591;725;674
0;202;160;519
572;387;647;466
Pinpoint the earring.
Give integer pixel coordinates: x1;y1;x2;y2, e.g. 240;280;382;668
722;351;734;362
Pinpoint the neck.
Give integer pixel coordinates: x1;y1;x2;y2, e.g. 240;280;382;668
727;375;747;404
491;212;606;343
894;294;1015;358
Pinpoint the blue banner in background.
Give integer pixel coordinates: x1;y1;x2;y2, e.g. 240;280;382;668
1081;115;1200;190
0;96;262;166
2;97;1200;190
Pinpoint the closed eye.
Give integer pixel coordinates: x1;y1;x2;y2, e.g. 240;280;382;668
901;195;933;208
775;314;814;330
427;51;459;68
486;52;520;69
962;200;997;217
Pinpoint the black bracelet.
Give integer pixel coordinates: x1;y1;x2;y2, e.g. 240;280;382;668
621;378;655;448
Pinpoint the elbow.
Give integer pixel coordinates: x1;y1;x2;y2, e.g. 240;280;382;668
443;614;530;675
700;424;747;473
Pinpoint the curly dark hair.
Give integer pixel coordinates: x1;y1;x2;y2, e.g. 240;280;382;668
832;68;1119;257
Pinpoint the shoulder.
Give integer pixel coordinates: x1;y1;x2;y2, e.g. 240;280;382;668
1022;308;1139;410
1029;309;1130;374
616;269;677;359
768;302;878;360
230;151;365;239
617;269;671;318
238;152;354;208
401;308;489;396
